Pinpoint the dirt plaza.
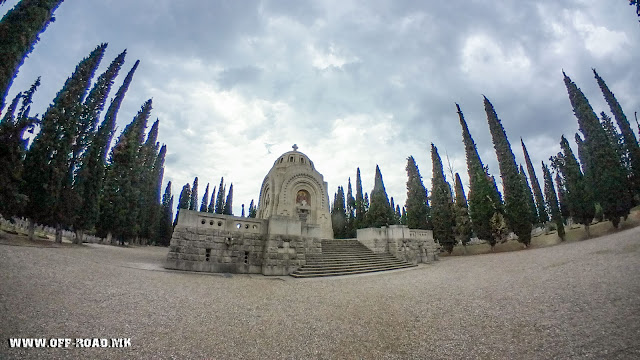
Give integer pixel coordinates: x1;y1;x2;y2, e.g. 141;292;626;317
1;226;639;359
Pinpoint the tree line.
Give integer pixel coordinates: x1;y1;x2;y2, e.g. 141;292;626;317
0;0;175;246
331;70;640;253
171;175;258;225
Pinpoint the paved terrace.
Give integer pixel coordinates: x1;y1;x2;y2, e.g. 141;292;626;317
1;226;639;359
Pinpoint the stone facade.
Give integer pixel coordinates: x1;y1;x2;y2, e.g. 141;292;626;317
357;225;440;264
257;147;333;239
164;210;324;275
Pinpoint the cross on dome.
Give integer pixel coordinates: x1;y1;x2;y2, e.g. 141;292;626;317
292;144;298;151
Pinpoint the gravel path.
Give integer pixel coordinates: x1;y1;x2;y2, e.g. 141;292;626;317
1;226;639;359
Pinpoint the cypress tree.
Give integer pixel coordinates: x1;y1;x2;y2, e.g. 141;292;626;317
484;96;533;246
520;164;538;225
241;204;245;217
521;138;549;224
594;69;640;198
156;181;173;246
563;72;632;227
453;172;472;247
70;51;127;240
200;183;210;212
146;143;166;243
189;177;198;211
542;162;565;241
22;44;107;241
174;183;191;227
215;177;225;214
0;0;64;111
223;183;233;215
331;186;347;238
355;168;365;228
555;173;570;220
552;136;596;235
99;99;151;244
400;206;407;225
431;144;456;252
248;199;257;218
366;165;395;227
136;119;160;242
395;205;401;223
0;77;39;218
600;112;625;161
456;103;501;243
390;197;396;224
346;177;356;237
405;155;430;229
74;60;139;241
207;186;216;213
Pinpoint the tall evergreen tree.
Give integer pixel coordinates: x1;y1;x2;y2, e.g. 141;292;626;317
456;103;501;243
564;72;632;227
241;204;245;217
600;112;625;162
355;168;365;228
223;183;233;215
215;177;225;214
0;0;64;111
200;183;210;212
174;183;191;227
145;143;166;243
484;96;533;246
98;99;151;244
594;69;640;198
366;166;394;227
345;177;356;237
331;186;348;238
555;173;570;220
248;199;257;218
0;77;39;218
405;155;430;229
189;177;199;211
431;144;456;252
551;136;595;235
521;138;549;224
136;119;161;243
156;181;173;246
542;162;565;241
22;44;107;241
73;60;139;241
520;164;538;225
400;206;407;225
453;172;472;247
207;186;216;213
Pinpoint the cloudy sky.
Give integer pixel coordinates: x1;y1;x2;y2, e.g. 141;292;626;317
3;0;639;215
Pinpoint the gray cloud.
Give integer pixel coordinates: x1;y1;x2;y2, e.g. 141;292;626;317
3;0;639;214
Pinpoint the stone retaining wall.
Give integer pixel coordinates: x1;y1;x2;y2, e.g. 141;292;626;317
357;225;439;264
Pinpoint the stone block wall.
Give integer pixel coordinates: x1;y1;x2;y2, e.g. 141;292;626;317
164;210;324;275
261;235;322;276
357;225;439;264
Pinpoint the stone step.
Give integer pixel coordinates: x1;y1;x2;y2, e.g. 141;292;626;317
304;261;407;269
290;264;416;278
305;257;402;264
291;239;415;278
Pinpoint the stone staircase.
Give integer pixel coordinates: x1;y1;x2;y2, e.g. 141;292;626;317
290;239;416;278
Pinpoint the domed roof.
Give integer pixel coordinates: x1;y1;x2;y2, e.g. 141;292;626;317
271;144;315;171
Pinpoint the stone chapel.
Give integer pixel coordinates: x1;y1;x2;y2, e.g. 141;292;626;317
165;145;439;276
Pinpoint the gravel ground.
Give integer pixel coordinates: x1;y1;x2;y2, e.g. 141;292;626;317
1;226;639;360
